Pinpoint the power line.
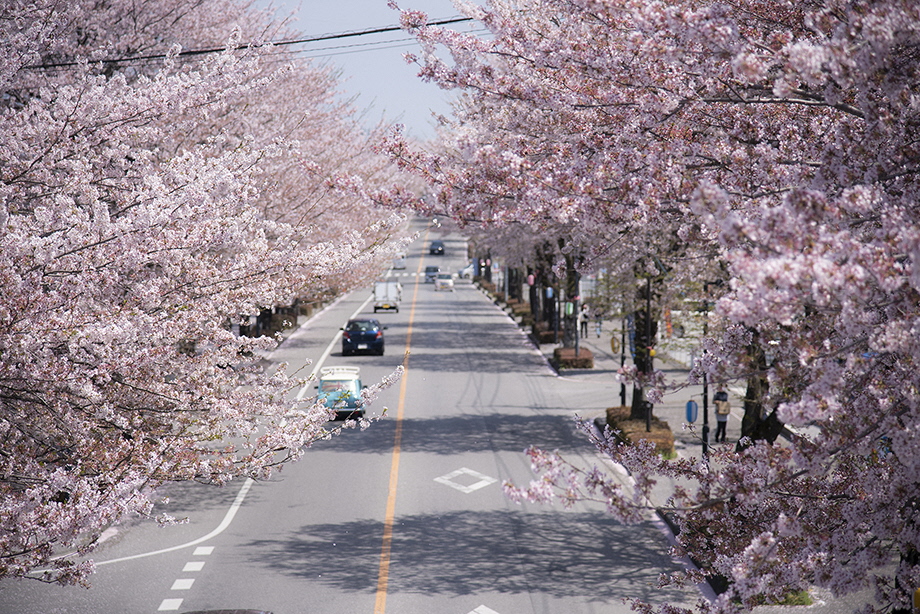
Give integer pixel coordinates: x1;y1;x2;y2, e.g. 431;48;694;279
259;25;488;62
24;16;476;70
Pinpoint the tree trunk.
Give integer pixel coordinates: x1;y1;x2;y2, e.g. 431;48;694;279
528;268;540;320
508;267;523;301
561;251;579;348
630;279;659;420
737;332;784;447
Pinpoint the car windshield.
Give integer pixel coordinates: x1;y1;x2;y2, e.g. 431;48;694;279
426;266;438;273
437;273;451;279
320;380;358;394
346;320;377;332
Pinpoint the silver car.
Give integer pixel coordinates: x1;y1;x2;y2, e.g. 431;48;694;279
434;273;455;291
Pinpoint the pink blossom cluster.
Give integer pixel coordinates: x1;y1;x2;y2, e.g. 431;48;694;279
389;0;920;611
0;0;408;583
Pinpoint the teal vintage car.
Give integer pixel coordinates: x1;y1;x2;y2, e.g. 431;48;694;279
316;366;365;420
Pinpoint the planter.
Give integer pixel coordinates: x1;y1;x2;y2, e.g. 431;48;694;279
552;347;594;369
604;405;675;456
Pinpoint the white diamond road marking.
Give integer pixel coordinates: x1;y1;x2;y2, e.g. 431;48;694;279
182;561;205;572
170;578;194;590
158;598;183;611
469;606;500;614
434;467;497;494
193;546;214;556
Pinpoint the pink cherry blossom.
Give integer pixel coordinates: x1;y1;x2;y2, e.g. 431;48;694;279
389;0;920;610
0;0;408;584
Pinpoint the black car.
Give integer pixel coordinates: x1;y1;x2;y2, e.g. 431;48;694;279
429;239;445;255
341;318;386;355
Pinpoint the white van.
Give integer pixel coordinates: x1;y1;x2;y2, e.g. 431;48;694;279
373;280;402;312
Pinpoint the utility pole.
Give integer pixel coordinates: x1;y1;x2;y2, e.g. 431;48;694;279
702;341;710;458
645;276;652;431
620;317;627;407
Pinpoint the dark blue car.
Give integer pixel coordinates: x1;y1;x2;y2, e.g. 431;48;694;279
341;318;386;356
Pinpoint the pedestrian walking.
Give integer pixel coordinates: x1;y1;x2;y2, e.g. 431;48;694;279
714;385;730;443
579;303;589;338
594;311;602;338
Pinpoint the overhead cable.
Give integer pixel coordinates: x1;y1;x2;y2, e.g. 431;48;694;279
24;16;476;70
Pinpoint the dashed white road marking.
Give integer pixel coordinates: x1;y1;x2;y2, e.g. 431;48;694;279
469;606;500;614
170;578;194;590
158;546;213;610
157;598;183;611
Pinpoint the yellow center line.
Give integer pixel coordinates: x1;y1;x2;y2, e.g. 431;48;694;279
374;230;429;614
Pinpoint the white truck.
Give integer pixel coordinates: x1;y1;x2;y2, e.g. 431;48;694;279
373;280;402;313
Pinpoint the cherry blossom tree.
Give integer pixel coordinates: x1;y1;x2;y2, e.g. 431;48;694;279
386;0;920;611
0;0;406;584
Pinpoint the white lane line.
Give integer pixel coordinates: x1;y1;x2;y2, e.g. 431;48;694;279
94;478;253;566
157;598;183;611
182;561;204;572
266;293;348;352
76;289;376;575
170;579;194;590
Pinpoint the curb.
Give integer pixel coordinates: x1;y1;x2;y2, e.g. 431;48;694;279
590;417;725;600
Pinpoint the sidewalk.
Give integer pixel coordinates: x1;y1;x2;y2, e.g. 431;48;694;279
533;324;744;466
527;325;869;613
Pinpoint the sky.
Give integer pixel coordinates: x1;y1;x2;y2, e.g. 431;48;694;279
259;0;482;141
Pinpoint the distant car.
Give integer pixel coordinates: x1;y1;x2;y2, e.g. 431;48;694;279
315;366;365;420
434;273;454;291
341;318;386;355
458;262;475;279
424;265;440;283
429;240;445;255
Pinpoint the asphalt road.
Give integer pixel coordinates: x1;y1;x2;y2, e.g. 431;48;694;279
0;223;699;614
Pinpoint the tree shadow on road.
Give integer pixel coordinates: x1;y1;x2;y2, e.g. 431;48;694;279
312;412;590;456
240;509;693;607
